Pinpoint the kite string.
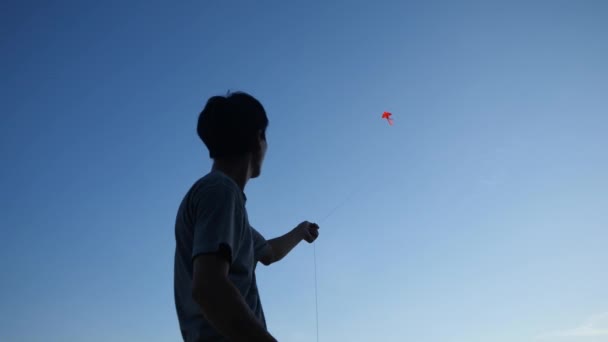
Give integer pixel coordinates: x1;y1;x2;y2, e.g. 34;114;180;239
316;187;361;224
311;112;395;341
311;186;365;342
313;242;319;342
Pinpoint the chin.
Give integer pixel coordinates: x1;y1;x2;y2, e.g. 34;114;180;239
251;168;262;178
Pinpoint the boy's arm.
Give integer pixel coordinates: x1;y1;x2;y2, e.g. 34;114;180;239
260;221;319;265
192;253;277;342
189;183;276;340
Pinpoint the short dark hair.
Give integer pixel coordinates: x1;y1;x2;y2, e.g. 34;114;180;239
197;91;268;159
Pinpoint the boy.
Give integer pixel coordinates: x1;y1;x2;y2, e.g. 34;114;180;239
174;91;319;341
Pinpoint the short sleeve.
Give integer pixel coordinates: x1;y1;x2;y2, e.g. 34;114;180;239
251;226;269;262
191;183;241;263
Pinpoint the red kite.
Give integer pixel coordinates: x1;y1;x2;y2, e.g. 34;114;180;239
382;111;394;126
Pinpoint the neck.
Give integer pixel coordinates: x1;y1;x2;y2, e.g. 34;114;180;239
211;157;251;191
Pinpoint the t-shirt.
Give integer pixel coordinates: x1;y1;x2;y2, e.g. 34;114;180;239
174;170;269;342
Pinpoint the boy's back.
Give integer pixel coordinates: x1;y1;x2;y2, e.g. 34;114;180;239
173;170;268;341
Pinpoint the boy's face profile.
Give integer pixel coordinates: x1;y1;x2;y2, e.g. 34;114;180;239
251;130;267;179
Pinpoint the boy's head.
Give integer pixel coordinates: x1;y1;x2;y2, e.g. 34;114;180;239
197;91;268;178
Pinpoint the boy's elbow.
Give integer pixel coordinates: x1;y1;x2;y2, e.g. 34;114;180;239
259;254;275;266
258;245;275;266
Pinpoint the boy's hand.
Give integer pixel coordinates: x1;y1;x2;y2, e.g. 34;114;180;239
295;221;320;243
267;221;320;264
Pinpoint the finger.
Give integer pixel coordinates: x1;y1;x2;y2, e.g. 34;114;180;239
305;230;317;242
302;228;312;238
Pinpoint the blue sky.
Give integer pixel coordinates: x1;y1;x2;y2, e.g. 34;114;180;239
1;1;607;341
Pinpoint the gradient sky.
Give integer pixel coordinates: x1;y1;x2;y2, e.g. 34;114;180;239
1;1;607;341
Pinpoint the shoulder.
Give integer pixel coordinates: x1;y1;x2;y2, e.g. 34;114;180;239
189;172;242;207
